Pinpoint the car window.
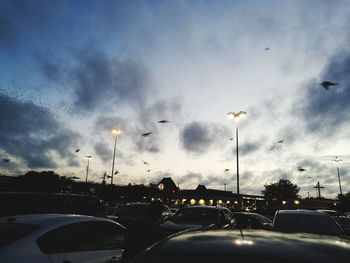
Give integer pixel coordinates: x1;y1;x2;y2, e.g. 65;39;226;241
274;214;344;235
0;223;39;248
37;221;124;253
251;214;271;224
172;208;218;224
97;222;125;250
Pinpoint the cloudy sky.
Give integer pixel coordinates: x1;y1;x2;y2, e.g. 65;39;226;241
1;0;350;198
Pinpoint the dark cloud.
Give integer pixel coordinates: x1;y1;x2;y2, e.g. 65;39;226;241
180;121;230;154
239;141;262;156
203;174;233;187
184;172;203;181
133;98;183;154
0;94;80;168
94;142;112;163
93;98;183;155
38;48;151;112
138;98;183;128
298;52;350;135
37;55;64;83
73;51;150;111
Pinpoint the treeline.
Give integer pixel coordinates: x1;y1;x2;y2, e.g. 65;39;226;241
0;171;171;205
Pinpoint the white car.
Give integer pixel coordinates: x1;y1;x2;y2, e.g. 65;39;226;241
0;214;125;263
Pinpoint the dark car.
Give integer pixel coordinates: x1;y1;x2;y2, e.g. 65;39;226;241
0;192;106;218
272;209;345;236
233;212;271;230
160;205;234;236
111;202;172;228
131;230;350;263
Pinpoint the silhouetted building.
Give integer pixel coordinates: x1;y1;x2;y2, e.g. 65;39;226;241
175;183;266;209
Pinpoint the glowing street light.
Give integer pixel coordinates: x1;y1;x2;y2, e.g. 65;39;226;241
84;155;92;183
333;156;343;195
111;128;121;185
227;110;247;210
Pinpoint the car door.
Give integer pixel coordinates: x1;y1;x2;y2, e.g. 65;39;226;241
95;221;125;263
37;221;109;263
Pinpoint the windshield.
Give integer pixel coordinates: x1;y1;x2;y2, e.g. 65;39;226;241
172;208;218;225
274;214;344;236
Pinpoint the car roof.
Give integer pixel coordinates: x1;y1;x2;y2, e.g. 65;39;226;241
133;230;350;263
277;210;329;216
0;214;114;227
234;212;260;215
180;206;221;210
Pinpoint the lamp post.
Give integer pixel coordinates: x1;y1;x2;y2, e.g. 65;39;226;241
333;157;343;195
227;111;247;210
111;128;121;185
84;155;92;183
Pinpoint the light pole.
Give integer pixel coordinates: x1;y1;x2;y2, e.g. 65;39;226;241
111;128;121;185
333;157;343;195
84;155;92;183
227;111;246;210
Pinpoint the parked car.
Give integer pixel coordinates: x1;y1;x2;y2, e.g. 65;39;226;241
160;205;234;236
0;214;125;263
233;212;271;230
111;202;172;228
272;209;345;236
131;229;350;263
0;192;106;217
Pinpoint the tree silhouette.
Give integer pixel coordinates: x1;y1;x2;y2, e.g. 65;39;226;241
262;179;300;207
337;192;350;212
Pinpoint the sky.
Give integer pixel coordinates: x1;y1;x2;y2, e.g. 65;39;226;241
1;0;350;198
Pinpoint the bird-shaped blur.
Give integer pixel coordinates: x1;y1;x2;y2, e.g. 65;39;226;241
224;168;230;172
142;132;152;137
158;120;170;123
264;47;270;51
146;169;151;172
142;160;149;165
230;137;234;141
278;140;284;143
2;158;10;163
297;166;307;172
320;81;338;90
75;148;80;153
114;170;119;175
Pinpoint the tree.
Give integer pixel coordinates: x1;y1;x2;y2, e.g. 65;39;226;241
337;192;350;212
262;179;300;207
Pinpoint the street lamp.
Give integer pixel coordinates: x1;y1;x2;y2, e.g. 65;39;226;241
84;155;92;183
111;128;121;185
333;157;343;195
227;110;247;210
